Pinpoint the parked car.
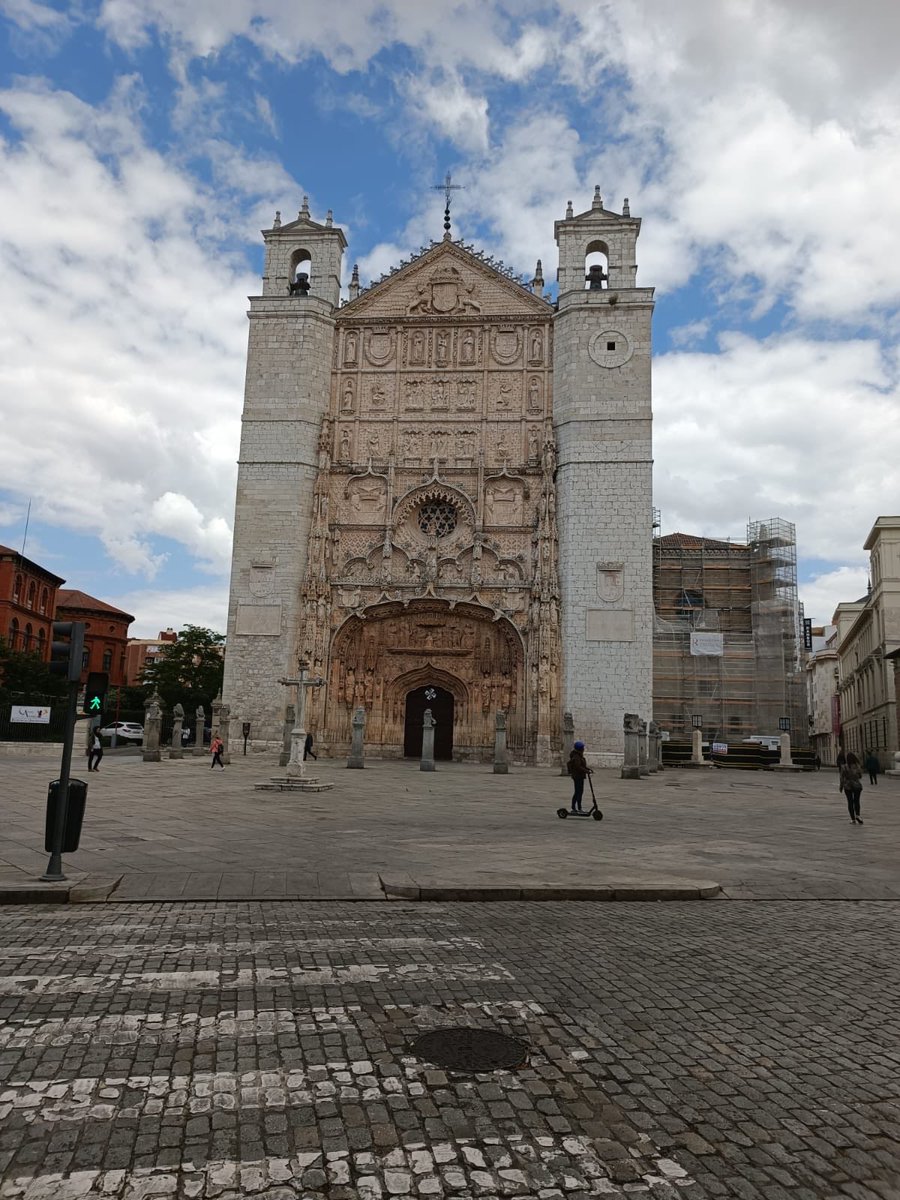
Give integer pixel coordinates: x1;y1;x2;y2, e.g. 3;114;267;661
99;721;144;741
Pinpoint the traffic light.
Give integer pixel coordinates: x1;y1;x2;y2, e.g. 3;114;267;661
49;622;85;682
83;671;109;717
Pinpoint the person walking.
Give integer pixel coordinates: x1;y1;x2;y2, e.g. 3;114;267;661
567;740;591;813
839;752;863;824
303;731;317;761
210;735;225;769
864;750;879;786
87;730;103;772
836;748;846;771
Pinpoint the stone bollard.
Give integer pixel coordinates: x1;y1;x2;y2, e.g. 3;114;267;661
648;721;660;773
420;708;436;772
192;704;206;756
691;728;704;765
169;703;184;760
772;731;802;772
219;703;231;765
279;704;294;768
142;693;163;763
560;711;574;775
886;750;900;779
493;710;509;774
347;706;366;769
638;719;650;776
621;713;641;779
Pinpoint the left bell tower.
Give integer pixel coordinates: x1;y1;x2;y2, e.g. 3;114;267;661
222;199;346;745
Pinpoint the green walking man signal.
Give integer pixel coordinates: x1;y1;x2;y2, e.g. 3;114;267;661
82;671;109;717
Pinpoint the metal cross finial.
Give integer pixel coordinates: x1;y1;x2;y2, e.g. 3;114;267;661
434;171;465;238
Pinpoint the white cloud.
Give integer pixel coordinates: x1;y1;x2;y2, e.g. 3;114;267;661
107;583;229;637
0;80;266;578
653;332;900;565
800;566;870;628
405;70;489;154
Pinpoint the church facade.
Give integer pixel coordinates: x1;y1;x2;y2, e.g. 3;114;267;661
222;189;654;766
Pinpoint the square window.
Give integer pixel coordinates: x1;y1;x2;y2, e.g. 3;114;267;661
607;341;616;351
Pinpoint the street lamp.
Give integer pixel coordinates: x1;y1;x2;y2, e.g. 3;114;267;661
691;714;703;729
778;716;791;732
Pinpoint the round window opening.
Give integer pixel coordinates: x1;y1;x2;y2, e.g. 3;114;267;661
418;501;457;538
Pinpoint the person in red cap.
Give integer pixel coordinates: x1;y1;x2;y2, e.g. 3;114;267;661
567;741;592;813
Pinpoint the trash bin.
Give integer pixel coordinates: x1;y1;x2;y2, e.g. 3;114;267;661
44;779;88;853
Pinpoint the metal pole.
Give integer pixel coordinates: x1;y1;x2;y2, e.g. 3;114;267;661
42;679;79;881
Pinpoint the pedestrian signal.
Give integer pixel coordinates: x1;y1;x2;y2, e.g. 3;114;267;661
83;671;109;716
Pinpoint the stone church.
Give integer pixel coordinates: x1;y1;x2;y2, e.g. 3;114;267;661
222;188;654;766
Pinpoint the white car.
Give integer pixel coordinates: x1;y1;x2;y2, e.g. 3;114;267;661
99;722;144;741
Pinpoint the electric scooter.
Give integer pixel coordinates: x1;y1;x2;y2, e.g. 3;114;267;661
557;773;603;821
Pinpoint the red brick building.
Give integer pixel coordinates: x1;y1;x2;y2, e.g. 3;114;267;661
0;544;65;659
124;628;177;687
55;590;135;688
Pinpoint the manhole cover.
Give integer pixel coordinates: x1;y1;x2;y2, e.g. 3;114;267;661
411;1027;529;1073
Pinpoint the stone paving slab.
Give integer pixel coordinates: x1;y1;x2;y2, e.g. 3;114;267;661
1;900;900;1198
1;750;898;902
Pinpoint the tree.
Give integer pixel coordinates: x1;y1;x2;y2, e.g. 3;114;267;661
0;637;67;704
139;625;225;713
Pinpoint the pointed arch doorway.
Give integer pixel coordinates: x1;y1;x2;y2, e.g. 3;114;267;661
404;686;454;759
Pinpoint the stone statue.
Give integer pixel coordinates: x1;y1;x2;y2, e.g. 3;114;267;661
461;329;475;363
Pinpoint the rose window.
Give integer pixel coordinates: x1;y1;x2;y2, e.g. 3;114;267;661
418;501;457;537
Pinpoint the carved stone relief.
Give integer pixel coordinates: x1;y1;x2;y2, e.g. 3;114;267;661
407;266;481;315
343;330;359;365
365;328;395;366
526;375;543;414
491;326;522;365
347;478;387;523
489;374;522;414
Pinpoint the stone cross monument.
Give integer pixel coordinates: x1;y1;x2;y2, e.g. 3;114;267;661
347;706;366;769
493;710;509;774
420;708;436;772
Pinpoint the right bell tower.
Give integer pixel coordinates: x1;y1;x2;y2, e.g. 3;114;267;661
553;187;655;766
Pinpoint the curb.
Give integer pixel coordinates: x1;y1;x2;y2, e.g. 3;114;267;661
0;875;122;905
379;877;721;902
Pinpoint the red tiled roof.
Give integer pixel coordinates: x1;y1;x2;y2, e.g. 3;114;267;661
56;589;135;621
655;533;745;550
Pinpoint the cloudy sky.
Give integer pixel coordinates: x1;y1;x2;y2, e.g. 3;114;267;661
1;0;897;635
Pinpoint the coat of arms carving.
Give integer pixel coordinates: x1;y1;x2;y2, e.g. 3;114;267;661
408;265;481;315
596;562;624;603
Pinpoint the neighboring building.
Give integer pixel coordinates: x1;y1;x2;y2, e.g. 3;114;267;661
0;544;65;660
223;188;655;764
806;627;839;764
124;628;178;686
652;518;808;743
55;590;134;688
833;517;900;767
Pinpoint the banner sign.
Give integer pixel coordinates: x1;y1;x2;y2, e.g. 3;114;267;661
711;742;728;754
10;706;51;724
690;632;724;657
802;617;813;650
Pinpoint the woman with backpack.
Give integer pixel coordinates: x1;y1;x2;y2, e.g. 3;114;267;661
839;752;863;824
567;741;592;813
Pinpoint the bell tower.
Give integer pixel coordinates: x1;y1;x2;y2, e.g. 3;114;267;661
222;199;347;742
553;187;655;766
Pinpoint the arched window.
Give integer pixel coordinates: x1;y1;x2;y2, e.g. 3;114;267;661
102;649;113;671
9;618;19;648
24;622;33;649
13;574;22;603
289;248;312;296
39;587;48;615
584;239;609;290
26;581;36;609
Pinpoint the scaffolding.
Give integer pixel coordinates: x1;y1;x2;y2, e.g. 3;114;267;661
652;519;809;742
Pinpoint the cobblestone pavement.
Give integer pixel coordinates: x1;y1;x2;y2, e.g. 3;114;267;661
2;752;899;898
1;901;900;1199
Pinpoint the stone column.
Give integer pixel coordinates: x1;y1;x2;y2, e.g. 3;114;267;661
192;705;206;756
210;693;222;746
638;719;650;776
142;694;163;764
621;713;641;779
219;704;231;765
169;704;184;760
691;728;704;765
648;720;660;773
560;711;574;775
780;732;792;766
493;710;509;774
420;708;436;772
279;704;294;768
347;706;366;769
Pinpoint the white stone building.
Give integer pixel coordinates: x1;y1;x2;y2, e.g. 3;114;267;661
222;190;654;766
